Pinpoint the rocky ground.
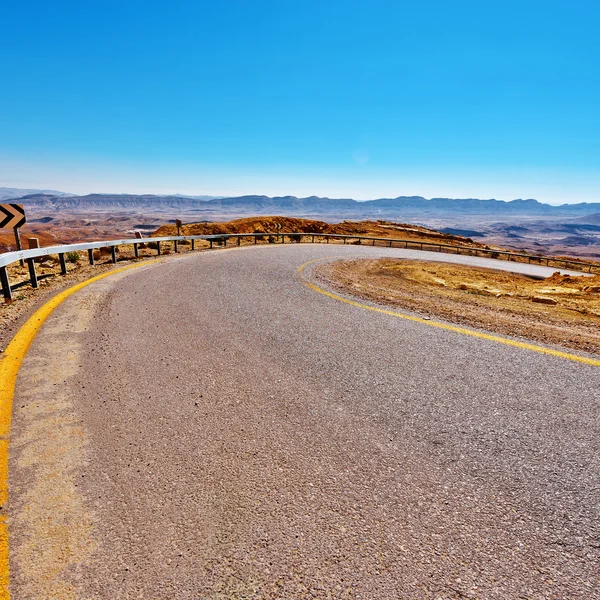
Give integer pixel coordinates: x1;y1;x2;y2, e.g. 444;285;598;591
152;215;489;247
317;258;600;356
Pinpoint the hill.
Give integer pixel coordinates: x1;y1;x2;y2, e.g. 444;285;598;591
153;216;487;247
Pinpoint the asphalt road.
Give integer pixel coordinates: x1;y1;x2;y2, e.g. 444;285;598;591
9;245;600;599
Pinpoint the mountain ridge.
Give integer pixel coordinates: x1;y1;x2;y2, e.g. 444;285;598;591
10;191;600;217
0;187;75;202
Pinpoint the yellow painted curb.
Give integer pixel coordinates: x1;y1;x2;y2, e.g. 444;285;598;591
298;260;600;368
0;260;159;598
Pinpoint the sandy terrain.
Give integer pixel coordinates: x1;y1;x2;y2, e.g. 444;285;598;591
153;216;488;247
317;258;600;356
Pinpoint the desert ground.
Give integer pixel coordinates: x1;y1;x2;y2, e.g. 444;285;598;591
317;258;600;356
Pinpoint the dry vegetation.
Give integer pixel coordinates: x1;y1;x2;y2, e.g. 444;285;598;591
317;258;600;355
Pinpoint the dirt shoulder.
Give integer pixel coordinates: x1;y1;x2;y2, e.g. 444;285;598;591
316;258;600;356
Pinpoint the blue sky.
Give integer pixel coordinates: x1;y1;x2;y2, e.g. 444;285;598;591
1;0;599;203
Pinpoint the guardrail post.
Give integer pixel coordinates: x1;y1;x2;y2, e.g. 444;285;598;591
209;240;213;249
312;235;315;243
111;246;117;263
88;249;95;265
191;239;195;251
59;253;67;275
254;235;258;244
174;240;179;253
237;236;241;247
343;237;346;244
1;267;12;303
134;243;139;258
27;258;39;289
372;239;375;246
156;241;161;256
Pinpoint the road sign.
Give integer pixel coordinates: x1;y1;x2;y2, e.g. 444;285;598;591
0;204;26;229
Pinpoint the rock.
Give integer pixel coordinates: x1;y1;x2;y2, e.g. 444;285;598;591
532;296;558;305
458;284;468;290
584;285;600;293
39;261;54;269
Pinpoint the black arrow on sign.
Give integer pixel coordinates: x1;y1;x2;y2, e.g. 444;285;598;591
0;204;26;229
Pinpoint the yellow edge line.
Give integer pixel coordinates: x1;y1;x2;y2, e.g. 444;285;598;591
297;259;600;368
0;259;159;599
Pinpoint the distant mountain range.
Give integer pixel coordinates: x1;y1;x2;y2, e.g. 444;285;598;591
0;187;75;202
6;189;600;220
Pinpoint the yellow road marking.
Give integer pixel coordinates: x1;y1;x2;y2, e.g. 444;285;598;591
0;260;159;599
297;259;600;368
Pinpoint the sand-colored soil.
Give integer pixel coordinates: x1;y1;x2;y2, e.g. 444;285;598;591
154;216;487;247
317;258;600;356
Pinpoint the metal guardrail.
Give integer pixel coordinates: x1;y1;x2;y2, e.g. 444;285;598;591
1;232;598;303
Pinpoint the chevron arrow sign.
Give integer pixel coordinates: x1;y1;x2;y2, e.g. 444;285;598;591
0;204;26;229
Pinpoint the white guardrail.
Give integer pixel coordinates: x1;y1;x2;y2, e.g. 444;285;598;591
1;232;599;303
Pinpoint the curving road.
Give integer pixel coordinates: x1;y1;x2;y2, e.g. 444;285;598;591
9;245;600;599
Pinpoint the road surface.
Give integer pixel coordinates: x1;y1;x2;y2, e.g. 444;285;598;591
9;245;600;599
